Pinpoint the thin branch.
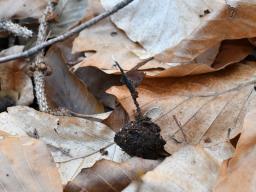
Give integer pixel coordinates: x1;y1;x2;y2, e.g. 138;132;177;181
33;0;54;112
0;0;134;63
114;61;143;119
0;19;33;38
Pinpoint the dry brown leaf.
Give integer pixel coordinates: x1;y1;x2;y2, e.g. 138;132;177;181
95;0;256;77
123;144;234;192
103;0;256;61
72;18;166;74
249;37;256;46
0;106;114;162
75;66;148;131
0;106;131;183
108;61;256;154
154;40;254;77
64;157;160;192
0;132;62;192
45;45;104;114
0;46;34;106
212;39;254;69
214;100;256;192
74;66;122;108
72;19;253;77
0;0;49;20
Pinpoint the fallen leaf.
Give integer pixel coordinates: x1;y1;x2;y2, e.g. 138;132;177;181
58;143;130;184
0;106;130;184
72;18;165;74
64;157;160;192
108;61;256;154
0;132;62;192
102;0;256;62
45;45;104;114
0;106;114;162
212;39;254;69
0;46;34;106
214;98;256;192
123;144;233;192
74;66;146;131
74;66;122;108
100;0;256;76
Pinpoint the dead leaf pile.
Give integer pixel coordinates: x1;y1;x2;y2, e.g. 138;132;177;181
0;0;256;192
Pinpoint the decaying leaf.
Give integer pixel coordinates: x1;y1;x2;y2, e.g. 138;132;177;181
99;0;256;76
108;62;256;154
45;45;104;114
123;144;234;192
0;46;34;106
214;101;256;192
64;157;160;192
0;132;62;192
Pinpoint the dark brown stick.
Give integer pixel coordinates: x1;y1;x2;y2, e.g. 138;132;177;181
114;61;143;119
0;0;134;63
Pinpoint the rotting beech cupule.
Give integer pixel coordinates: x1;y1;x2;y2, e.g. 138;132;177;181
114;61;169;159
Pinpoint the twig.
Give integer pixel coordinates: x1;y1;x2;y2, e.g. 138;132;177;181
114;61;143;119
0;19;33;38
0;0;134;63
33;1;54;112
173;115;188;143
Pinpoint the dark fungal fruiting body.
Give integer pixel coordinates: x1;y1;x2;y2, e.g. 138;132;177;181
114;61;169;159
114;117;169;159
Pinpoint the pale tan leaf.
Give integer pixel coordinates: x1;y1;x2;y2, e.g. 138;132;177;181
108;62;256;154
0;106;115;162
123;144;233;192
0;133;62;192
58;143;130;184
73;19;253;77
0;106;130;184
72;18;165;74
214;100;256;192
64;157;160;192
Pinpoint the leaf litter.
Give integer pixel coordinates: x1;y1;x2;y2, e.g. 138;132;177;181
0;0;256;191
